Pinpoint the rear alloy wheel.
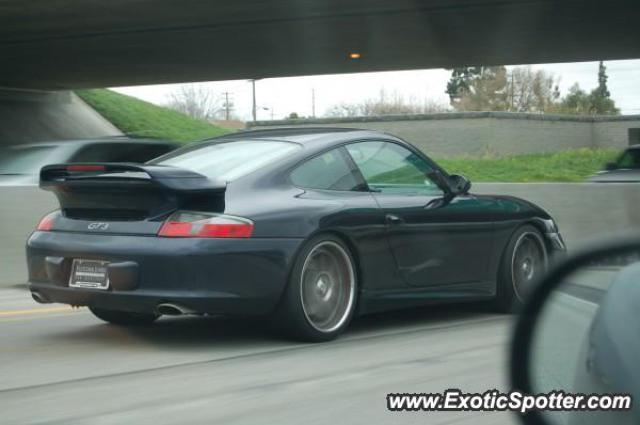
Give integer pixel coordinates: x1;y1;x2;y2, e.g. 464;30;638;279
89;307;159;326
274;235;357;342
496;225;548;312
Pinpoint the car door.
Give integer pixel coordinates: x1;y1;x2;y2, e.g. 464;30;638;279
345;140;496;288
288;146;403;292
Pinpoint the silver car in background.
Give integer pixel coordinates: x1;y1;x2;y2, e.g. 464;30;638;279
0;137;177;186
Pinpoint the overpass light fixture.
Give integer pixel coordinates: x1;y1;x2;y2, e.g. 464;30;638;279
348;52;361;60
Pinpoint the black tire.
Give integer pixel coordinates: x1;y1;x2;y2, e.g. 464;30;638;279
89;307;159;326
495;225;548;313
272;234;358;342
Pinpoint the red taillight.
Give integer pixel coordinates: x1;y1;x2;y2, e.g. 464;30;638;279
36;212;57;231
158;212;254;238
66;164;106;172
159;221;193;237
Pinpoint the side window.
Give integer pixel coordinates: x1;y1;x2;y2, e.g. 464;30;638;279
290;148;361;191
345;141;442;194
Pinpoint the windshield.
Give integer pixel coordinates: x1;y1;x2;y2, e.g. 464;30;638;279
151;140;300;181
0;145;57;175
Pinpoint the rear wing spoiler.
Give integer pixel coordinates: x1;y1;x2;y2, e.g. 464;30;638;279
40;163;227;194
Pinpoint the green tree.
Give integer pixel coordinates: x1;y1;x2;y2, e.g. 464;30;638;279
445;67;483;103
589;61;619;115
553;62;619;115
450;61;619;115
455;66;509;111
554;83;592;114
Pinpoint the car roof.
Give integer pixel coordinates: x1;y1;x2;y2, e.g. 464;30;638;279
210;127;401;149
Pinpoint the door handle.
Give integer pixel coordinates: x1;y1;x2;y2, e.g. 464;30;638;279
385;214;404;225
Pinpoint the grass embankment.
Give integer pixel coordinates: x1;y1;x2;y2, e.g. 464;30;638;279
436;148;618;182
76;89;230;143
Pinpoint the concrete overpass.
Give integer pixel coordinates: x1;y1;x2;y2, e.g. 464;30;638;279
1;0;640;90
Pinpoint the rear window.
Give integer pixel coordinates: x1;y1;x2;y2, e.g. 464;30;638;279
152;140;300;181
0;145;57;175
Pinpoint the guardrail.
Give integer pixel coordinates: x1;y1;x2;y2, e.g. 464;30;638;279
0;183;638;287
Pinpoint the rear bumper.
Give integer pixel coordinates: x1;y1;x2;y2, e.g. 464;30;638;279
27;231;304;316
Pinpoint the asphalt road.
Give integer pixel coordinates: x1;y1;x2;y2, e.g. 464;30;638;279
0;288;518;425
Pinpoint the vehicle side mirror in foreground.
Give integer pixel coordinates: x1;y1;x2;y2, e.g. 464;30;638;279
448;174;471;195
511;236;640;425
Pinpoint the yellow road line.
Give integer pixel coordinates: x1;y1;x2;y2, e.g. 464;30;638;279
0;306;75;317
0;312;82;323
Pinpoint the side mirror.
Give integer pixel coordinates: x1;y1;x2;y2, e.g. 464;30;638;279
605;162;617;171
448;174;471;195
511;236;640;425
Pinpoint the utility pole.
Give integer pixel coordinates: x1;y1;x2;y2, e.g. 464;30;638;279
249;79;259;122
510;73;514;111
311;88;316;118
222;91;233;121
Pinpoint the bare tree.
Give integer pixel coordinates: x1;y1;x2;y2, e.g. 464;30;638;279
506;67;560;113
325;102;362;117
454;66;560;113
165;84;224;120
325;89;448;117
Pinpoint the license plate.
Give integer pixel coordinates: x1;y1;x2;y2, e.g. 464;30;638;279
69;259;110;290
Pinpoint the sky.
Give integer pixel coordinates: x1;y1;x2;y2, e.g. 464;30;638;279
113;59;640;121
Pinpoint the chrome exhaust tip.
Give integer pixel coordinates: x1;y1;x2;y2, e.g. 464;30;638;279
31;291;50;304
156;303;194;316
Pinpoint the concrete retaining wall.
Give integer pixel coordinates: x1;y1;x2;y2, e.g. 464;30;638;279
249;112;640;156
0;89;121;145
591;117;640;151
0;184;638;287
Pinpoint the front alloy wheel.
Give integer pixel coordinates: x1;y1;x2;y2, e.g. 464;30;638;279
496;225;548;312
511;231;547;302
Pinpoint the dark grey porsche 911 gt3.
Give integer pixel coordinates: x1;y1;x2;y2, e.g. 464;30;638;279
27;128;565;341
